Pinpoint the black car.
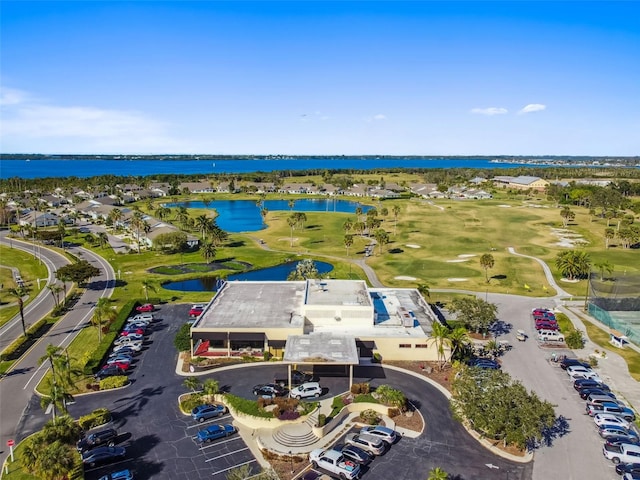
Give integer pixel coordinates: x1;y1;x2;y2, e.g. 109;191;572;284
573;379;610;391
606;435;640;447
334;443;373;465
77;429;119;452
252;383;285;398
616;463;640;475
560;357;591;370
94;365;125;380
82;446;126;467
274;369;315;387
579;388;616;400
468;358;501;369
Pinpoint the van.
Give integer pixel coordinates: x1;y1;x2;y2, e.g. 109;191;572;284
537;329;565;342
603;442;640;464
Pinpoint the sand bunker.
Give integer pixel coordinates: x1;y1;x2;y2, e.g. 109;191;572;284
405;244;421;249
549;228;588;248
446;259;468;263
458;254;477;258
448;278;468;282
498;204;512;208
395;276;418;281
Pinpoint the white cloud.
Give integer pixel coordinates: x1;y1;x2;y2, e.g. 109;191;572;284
518;103;546;114
0;86;183;152
470;107;508;116
365;113;387;122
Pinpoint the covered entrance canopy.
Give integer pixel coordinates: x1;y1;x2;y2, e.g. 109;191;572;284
282;333;360;390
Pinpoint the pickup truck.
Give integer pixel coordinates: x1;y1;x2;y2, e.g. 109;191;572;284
603;443;640;464
309;448;361;479
274;369;314;387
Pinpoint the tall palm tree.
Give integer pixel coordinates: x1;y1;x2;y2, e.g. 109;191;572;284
479;253;495;283
175;206;189;227
130;210;144;253
183;377;201;392
344;234;354;257
392;205;401;235
92;297;116;343
287;215;297;247
448;326;470;361
604;227;615;249
97;231;109;249
417;283;430;300
8;287;27;336
430;322;452;370
39;344;63;381
141;279;157;301
195;214;212;240
201;241;217;264
47;283;63;308
594;260;613;281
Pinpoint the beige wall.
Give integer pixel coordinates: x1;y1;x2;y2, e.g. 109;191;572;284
364;336;450;362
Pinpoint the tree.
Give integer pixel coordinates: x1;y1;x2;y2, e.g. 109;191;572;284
47;283;64;308
392;205;401;235
141;279;157;300
594;260;613;281
430;322;452;370
195;214;213;239
203;378;220;396
343;219;354;234
97;231;109;249
479;253;495;283
154;231;189;253
344;234;354;257
201;241;217;264
560;206;575;227
417;283;430;299
175;206;189;227
448;326;470;362
555;250;591;281
183;377;201;392
287;215;297;247
92;297;116;343
288;259;321;280
428;467;449;480
449;297;498;334
373;228;389;254
604;227;615;249
174;323;192;352
8;287;27;336
56;260;100;286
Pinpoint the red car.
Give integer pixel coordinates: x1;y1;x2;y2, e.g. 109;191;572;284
535;321;559;331
189;305;205;317
103;361;129;371
121;327;145;336
136;304;155;312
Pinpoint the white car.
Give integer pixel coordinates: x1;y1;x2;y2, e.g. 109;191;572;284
114;333;144;344
131;313;154;322
289;382;322;399
112;342;143;353
594;413;632;429
360;426;397;445
566;365;593;376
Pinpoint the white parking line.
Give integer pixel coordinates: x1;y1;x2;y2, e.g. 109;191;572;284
198;436;243;450
211;459;256;476
205;447;249;462
186;415;232;429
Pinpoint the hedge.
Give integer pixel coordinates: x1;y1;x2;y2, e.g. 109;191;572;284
99;375;128;390
83;300;138;374
78;408;112;430
224;393;274;418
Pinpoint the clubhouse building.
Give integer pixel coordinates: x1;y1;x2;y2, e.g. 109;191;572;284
190;279;445;370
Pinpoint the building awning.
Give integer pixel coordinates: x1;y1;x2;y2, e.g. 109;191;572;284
283;333;359;365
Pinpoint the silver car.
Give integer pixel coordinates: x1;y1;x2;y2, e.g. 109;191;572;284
344;433;385;456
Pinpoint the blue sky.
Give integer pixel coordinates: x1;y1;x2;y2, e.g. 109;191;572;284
1;1;639;156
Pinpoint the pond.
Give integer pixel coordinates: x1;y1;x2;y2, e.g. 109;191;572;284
164;198;372;232
162;261;334;292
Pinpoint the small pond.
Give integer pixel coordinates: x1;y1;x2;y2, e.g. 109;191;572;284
162;261;334;292
164;198;371;232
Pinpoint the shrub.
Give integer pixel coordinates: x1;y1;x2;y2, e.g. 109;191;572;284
99;375;128;390
263;351;272;361
278;410;300;421
360;409;380;425
350;382;370;394
589;356;599;367
565;330;586;349
331;396;345;410
317;413;327;427
224;393;274;418
174;323;192;352
372;352;382;363
78;408;112;430
180;393;206;413
0;317;54;361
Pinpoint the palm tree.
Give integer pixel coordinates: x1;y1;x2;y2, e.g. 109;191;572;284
203;378;219;396
97;231;109;249
109;208;123;228
39;344;63;381
183;377;201;392
195;214;212;240
479;253;495;283
392;205;401;235
131;210;145;253
260;207;268;225
428;467;449;480
373;228;389;255
8;287;27;336
47;283;63;308
448;326;470;361
287;215;297;247
141;279;157;301
344;234;354;257
417;283;430;299
555;250;591;281
430;322;451;370
36;440;77;480
21;433;48;474
604;227;615;249
175;206;189;227
560;206;574;227
343;219;353;234
92;297;116;343
201;241;217;264
594;260;613;281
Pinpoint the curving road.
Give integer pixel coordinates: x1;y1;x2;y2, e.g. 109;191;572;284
0;240;115;466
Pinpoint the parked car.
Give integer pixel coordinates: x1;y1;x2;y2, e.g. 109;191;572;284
111;343;142;354
603;443;640;464
274;369;314;387
120;327;145;336
125;320;150;329
599;425;639;439
534;321;559;331
308;448;361;480
114;333;144;345
77;429;119;452
579;388;616;400
587;402;636;421
574;379;610;392
344;433;386;456
333;443;373;465
622;473;640;480
468;358;501;369
360;425;397;445
606;435;640;447
191;404;226;422
290;382;323;399
537;329;565;342
190;305;205;317
196;424;235;443
82;446;126;467
105;355;133;366
136;303;155;312
253;384;286;398
94;365;125;380
103;360;130;371
560;357;591;370
594;413;632;429
616;463;640;475
98;470;134;480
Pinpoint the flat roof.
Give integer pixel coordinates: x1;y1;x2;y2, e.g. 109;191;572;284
283;333;359;365
305;279;371;307
192;281;306;329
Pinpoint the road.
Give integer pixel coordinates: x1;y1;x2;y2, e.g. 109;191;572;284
0;236;72;351
0;240;115;466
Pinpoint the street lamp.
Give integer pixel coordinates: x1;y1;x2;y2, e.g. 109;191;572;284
289;450;293;474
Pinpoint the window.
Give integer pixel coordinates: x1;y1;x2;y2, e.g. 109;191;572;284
415;344;429;349
399;344;412;349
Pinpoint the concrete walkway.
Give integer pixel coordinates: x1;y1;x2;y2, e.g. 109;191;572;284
507;246;570;297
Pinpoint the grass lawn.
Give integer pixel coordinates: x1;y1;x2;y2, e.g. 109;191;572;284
0;245;48;327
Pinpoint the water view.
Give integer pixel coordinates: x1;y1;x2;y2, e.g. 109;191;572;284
162;261;334;292
165;198;371;232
